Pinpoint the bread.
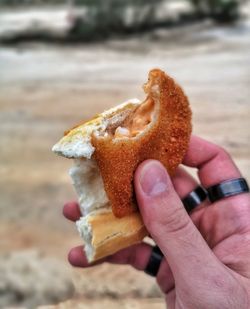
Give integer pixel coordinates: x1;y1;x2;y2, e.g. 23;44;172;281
67;158;148;262
76;209;147;262
52;69;192;262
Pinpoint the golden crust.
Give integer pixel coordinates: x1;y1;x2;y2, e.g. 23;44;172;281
92;69;192;218
87;210;148;262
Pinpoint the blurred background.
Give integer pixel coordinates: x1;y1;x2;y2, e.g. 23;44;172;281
0;0;249;308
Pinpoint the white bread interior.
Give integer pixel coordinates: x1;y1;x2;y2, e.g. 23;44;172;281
53;98;149;262
69;158;109;215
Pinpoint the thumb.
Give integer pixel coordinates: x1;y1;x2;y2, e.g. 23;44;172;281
134;160;220;281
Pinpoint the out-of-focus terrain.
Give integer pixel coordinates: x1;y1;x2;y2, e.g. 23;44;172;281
0;3;250;309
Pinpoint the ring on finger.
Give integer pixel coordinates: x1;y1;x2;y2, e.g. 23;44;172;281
182;186;208;213
144;246;164;277
207;178;249;203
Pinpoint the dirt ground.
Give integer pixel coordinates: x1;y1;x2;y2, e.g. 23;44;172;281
0;5;250;308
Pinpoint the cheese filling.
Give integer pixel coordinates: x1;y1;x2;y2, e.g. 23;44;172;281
114;98;154;138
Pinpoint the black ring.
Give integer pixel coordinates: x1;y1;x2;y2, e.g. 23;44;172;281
207;178;249;203
144;246;163;277
182;186;208;213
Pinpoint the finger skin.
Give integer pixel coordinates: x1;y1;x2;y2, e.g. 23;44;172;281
172;167;210;211
63;201;81;222
69;244;175;295
182;136;250;248
171;167;208;230
68;243;152;271
134;159;248;308
156;258;175;295
68;246;104;267
63;136;250;308
172;167;199;199
183;135;242;188
134;160;223;284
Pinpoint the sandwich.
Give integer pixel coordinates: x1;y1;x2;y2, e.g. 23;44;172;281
52;69;192;262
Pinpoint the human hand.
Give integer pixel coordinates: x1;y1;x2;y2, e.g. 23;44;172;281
63;136;250;308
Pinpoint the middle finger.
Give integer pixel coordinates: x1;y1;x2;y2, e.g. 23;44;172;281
172;167;210;214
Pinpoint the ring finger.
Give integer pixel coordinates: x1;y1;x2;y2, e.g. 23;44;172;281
68;243;175;290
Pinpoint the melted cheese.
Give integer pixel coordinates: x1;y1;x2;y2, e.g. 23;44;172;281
114;98;154;138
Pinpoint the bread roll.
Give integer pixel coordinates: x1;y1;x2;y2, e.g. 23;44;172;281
52;69;192;262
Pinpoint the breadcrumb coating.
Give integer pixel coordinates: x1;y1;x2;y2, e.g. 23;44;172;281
92;69;192;218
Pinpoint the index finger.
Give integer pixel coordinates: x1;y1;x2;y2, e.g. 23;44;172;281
183;135;242;188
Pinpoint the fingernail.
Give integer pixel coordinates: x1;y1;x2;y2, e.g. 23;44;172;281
140;161;168;197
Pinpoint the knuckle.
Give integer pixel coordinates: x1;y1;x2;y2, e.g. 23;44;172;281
215;195;250;233
215;145;231;161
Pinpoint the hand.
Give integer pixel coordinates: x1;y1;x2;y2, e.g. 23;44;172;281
63;136;250;308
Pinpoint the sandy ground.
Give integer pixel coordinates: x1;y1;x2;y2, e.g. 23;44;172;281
0;5;250;308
